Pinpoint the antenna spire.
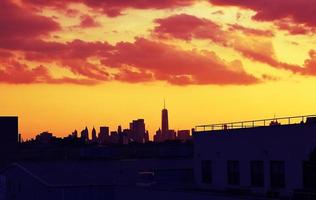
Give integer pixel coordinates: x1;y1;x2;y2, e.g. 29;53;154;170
164;99;166;109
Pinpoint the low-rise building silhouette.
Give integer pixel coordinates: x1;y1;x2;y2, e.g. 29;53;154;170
176;130;192;141
35;132;54;144
0;116;18;166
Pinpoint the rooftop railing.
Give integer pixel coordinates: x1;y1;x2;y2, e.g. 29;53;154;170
195;114;316;132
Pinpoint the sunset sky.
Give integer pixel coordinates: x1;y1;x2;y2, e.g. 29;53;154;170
1;0;316;139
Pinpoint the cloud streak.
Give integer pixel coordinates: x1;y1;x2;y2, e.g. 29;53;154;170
23;0;196;17
209;0;316;34
0;59;97;85
153;14;227;44
102;38;259;85
0;0;60;40
153;14;302;73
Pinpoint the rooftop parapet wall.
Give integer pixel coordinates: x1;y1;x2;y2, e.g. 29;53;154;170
195;114;316;132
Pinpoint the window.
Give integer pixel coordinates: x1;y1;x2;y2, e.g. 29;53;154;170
201;160;212;183
250;161;264;187
18;182;21;192
270;161;285;188
303;161;316;189
227;160;240;185
7;180;11;193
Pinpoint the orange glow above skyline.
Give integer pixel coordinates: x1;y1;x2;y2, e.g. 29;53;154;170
1;0;316;139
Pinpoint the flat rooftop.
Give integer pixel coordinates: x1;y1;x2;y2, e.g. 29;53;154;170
195;114;316;132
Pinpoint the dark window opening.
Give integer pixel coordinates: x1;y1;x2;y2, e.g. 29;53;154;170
270;161;285;188
303;161;316;189
201;160;212;183
250;161;264;187
227;160;240;185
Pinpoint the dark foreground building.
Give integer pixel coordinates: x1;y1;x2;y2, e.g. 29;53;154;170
0;158;193;200
0;117;18;166
194;115;316;199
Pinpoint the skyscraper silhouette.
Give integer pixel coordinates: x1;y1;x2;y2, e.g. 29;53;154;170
91;127;97;142
81;127;89;142
98;126;109;144
161;100;169;140
130;119;149;143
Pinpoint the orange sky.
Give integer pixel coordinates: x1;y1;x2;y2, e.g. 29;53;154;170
1;0;316;139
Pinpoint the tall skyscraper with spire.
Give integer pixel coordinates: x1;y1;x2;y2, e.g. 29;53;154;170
161;100;169;140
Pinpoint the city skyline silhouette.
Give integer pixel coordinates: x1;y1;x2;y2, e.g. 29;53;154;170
21;102;193;143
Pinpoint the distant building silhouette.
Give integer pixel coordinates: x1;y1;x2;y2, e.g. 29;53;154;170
168;129;176;140
117;125;125;144
118;125;122;134
80;127;89;142
154;128;162;142
35;131;54;144
71;129;78;138
154;102;177;142
110;131;119;143
121;129;131;144
130;119;149;143
161;100;169;140
176;130;192;141
91;127;97;143
98;126;109;144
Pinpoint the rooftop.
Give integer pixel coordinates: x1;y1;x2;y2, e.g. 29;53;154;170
195;114;316;132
